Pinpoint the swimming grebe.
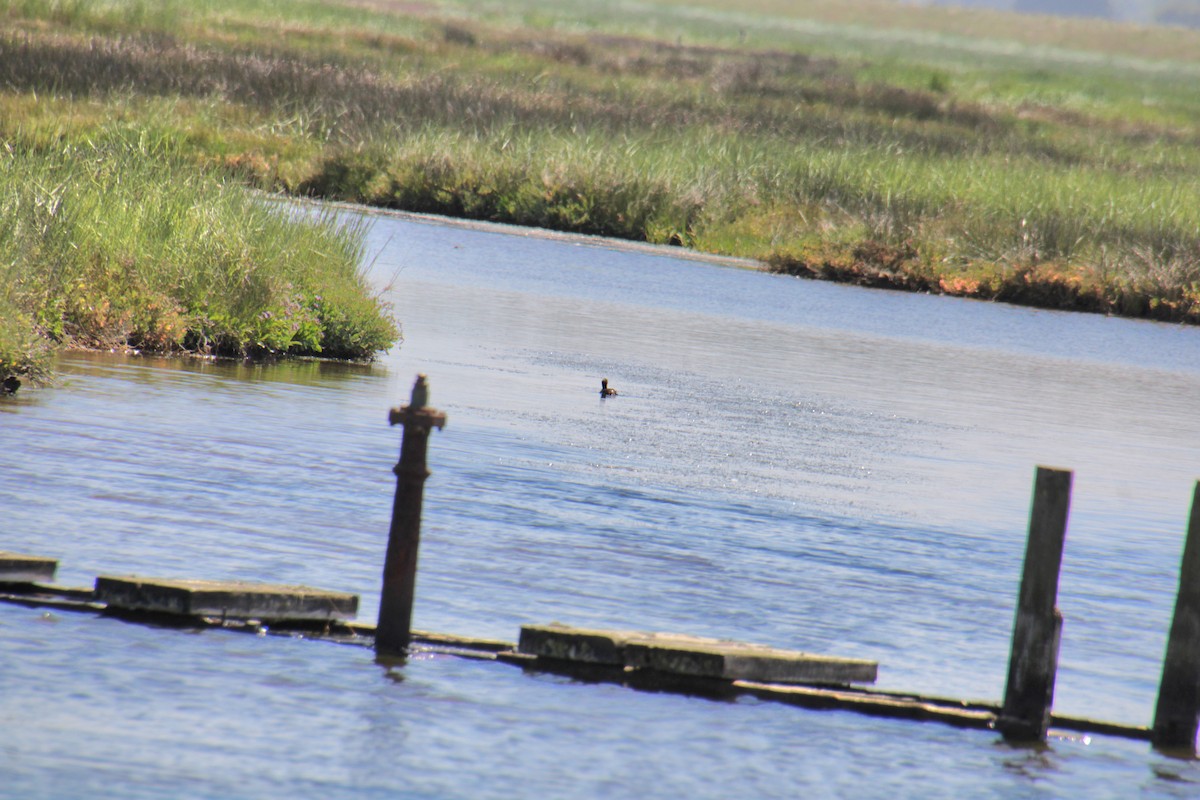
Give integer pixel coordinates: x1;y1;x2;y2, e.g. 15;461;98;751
600;378;618;398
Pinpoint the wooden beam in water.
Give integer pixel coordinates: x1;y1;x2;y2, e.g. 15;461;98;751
1052;713;1151;742
376;374;447;657
1152;481;1200;754
997;466;1072;744
737;681;998;730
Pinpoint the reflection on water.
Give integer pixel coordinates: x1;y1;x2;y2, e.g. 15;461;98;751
3;207;1200;798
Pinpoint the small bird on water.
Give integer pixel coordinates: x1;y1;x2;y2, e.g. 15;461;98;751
1;376;19;395
599;378;618;398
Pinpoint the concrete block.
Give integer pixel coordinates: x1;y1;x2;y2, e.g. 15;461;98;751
518;623;638;664
0;551;58;583
94;576;358;622
518;623;878;685
627;637;878;685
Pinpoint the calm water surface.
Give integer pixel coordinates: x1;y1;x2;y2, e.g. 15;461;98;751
3;206;1200;798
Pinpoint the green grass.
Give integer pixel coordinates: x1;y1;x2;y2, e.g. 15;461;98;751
0;133;397;382
4;0;1200;384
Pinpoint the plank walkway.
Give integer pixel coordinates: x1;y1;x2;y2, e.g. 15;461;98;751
0;578;1150;744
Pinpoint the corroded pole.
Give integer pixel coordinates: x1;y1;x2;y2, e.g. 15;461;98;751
376;374;447;657
1152;482;1200;755
997;466;1072;744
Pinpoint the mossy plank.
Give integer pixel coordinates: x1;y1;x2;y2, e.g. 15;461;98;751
519;623;877;685
0;551;58;583
94;576;357;622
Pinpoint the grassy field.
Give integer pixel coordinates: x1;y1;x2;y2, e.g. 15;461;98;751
3;0;1200;383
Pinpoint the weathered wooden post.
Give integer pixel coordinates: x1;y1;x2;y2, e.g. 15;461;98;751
1152;482;1200;754
376;374;447;657
997;466;1072;743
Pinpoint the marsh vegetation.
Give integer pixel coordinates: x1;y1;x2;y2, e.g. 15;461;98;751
4;0;1200;381
0;136;397;382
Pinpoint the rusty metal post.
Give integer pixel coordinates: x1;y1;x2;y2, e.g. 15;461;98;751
376;374;446;656
1152;482;1200;755
997;466;1072;743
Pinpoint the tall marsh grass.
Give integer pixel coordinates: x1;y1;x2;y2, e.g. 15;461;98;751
0;135;398;381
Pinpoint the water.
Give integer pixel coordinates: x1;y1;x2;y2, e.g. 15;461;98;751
3;205;1200;797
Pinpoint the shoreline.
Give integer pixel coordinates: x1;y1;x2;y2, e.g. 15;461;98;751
284;194;768;273
290;195;1200;329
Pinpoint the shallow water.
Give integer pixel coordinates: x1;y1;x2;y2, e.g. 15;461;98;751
3;206;1200;797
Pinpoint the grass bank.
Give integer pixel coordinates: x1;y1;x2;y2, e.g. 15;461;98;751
1;135;398;384
3;0;1200;385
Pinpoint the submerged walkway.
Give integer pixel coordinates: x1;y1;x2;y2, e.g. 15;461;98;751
0;562;1150;745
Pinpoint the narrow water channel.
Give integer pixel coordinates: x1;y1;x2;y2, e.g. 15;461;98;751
2;205;1200;798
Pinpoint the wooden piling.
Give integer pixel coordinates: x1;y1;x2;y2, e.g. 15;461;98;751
997;466;1072;743
1152;481;1200;754
376;375;446;657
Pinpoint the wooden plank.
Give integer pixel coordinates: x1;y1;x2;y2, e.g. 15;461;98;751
0;590;104;614
1051;714;1152;742
519;623;877;685
736;681;996;730
94;576;358;622
0;551;57;583
410;628;515;653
